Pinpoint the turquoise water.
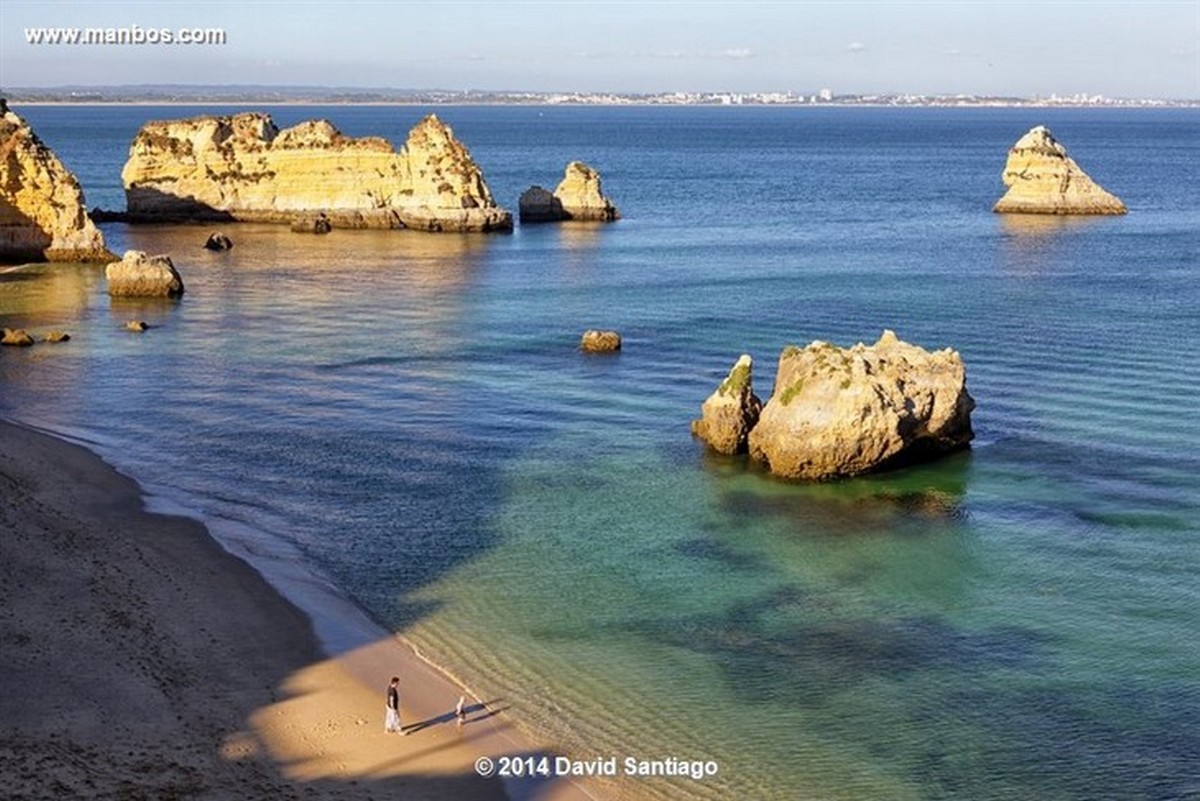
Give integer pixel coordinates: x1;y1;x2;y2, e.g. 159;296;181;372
2;106;1198;799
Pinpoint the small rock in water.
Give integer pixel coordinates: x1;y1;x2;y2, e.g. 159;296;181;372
44;330;71;343
580;329;621;353
106;250;185;298
125;320;149;332
2;328;35;347
203;232;233;251
518;185;565;224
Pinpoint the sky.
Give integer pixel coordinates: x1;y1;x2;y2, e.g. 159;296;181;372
1;0;1197;98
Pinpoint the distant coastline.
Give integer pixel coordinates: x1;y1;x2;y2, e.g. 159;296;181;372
3;86;1197;108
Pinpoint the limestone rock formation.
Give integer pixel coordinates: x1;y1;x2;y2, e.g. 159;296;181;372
121;112;512;233
0;107;111;263
203;232;233;251
106;251;185;298
2;328;35;347
125;320;149;332
554;162;619;222
394;115;512;232
44;330;70;343
580;330;622;353
747;331;974;480
993;126;1126;215
691;355;763;455
518;186;566;224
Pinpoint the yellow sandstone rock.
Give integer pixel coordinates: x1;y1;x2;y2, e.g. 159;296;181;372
0;106;111;263
554;162;620;222
106;250;185;298
121;113;511;233
691;354;762;455
993;126;1126;215
580;330;622;353
747;331;975;480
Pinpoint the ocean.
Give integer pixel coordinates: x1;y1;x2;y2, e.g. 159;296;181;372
2;104;1198;800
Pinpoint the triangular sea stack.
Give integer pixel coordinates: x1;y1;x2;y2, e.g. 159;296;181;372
993;126;1126;215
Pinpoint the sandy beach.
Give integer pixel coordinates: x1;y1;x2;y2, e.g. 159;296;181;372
0;419;595;801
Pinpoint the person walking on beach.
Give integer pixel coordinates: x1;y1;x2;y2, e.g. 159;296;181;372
385;676;405;735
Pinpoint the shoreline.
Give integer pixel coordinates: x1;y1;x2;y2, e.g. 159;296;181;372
0;417;596;800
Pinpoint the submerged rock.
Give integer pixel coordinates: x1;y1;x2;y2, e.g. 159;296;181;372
203;232;233;250
747;331;974;480
290;212;332;234
691;354;762;455
1;328;35;347
0;107;111;263
125;320;149;332
121;112;512;232
580;329;622;353
43;330;70;343
554;162;619;222
106;251;185;298
993;126;1126;215
518;186;566;224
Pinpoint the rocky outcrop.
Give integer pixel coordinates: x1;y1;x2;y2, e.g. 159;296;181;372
691;355;762;455
44;330;70;343
580;330;622;353
121;112;512;233
518;186;565;224
0;108;111;263
993;126;1126;215
203;232;233;251
553;162;619;222
125;320;149;332
106;251;185;298
746;331;974;480
2;328;35;347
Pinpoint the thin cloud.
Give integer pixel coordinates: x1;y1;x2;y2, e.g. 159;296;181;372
848;42;866;53
720;48;754;60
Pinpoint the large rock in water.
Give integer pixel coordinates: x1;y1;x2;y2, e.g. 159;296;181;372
691;355;763;455
121;112;511;232
106;250;185;298
993;126;1126;215
747;331;974;480
0;107;111;263
553;162;619;222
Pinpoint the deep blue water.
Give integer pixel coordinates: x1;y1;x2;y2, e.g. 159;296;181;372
2;105;1199;800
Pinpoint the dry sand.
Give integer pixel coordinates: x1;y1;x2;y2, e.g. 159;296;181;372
0;419;595;800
